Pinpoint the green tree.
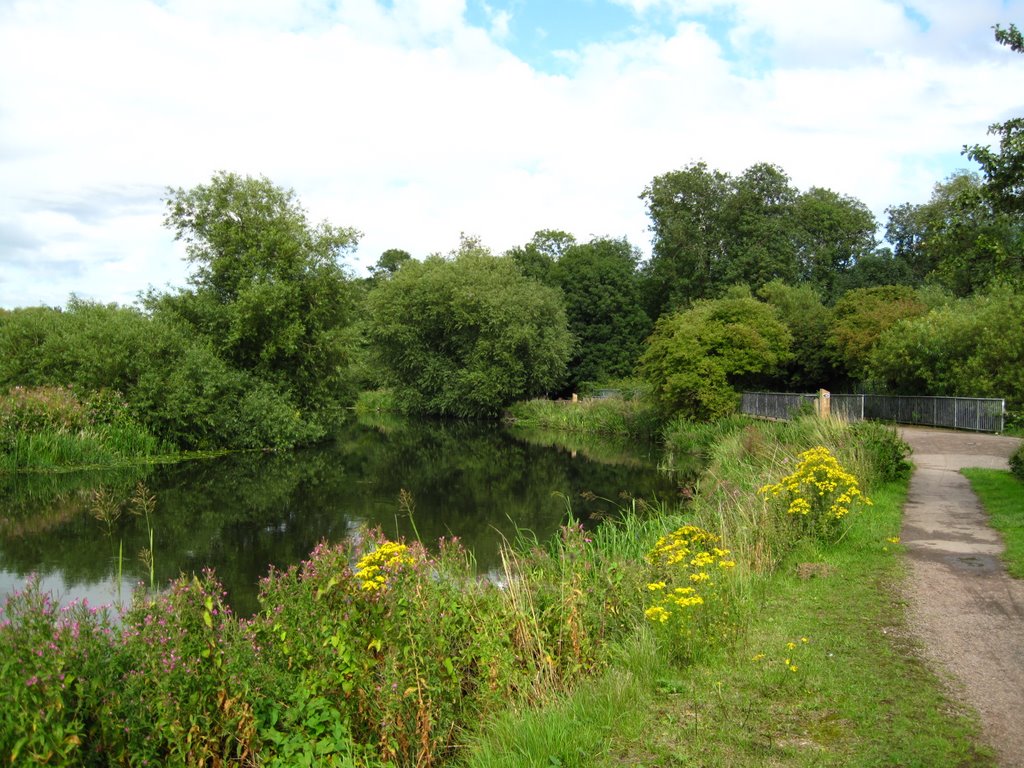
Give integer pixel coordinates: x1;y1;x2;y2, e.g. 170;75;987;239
364;237;572;418
827;285;928;382
719;163;800;289
153;172;362;420
506;229;576;286
836;249;917;293
641;161;879;313
640;162;731;315
370;248;412;279
792;187;879;302
965;24;1024;216
637;294;791;420
551;237;651;387
884;172;1023;295
868;285;1024;411
757;281;834;390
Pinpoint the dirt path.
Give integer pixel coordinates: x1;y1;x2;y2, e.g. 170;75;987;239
899;427;1024;767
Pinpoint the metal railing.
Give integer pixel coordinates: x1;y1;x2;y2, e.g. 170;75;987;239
740;392;1006;433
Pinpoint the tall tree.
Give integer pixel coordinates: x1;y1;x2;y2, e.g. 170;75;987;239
719;163;800;289
640;162;730;316
370;248;412;279
551;237;651;387
506;229;576;287
153;172;362;415
364;237;572;417
884;172;1023;295
965;24;1024;216
792;187;878;302
641;161;878;313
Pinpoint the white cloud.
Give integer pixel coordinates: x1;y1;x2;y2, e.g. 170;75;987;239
1;0;1024;307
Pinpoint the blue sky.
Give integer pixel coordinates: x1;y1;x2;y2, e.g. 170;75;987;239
1;0;1024;308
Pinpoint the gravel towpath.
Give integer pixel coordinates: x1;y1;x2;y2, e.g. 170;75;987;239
898;427;1024;767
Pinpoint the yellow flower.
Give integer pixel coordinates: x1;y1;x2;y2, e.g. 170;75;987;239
644;605;670;623
789;664;798;673
886;536;900;544
787;641;796;650
647;581;667;591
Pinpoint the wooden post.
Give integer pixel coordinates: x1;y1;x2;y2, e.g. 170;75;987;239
572;393;578;403
818;389;831;419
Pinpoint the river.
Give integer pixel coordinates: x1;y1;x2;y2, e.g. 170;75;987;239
0;416;679;616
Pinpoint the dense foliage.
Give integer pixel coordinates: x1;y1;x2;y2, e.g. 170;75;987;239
638;292;792;420
867;286;1024;412
640;162;878;313
364;238;573;418
0;174;363;454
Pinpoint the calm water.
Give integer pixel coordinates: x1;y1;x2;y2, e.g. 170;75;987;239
0;417;679;615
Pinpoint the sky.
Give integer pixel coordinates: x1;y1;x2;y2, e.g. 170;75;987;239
1;0;1024;309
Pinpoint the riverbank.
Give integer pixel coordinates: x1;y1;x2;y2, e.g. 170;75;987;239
0;415;995;765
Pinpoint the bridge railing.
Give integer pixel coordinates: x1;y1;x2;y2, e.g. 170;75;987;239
740;392;1006;433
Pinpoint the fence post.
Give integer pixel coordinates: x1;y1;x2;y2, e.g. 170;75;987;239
818;389;831;419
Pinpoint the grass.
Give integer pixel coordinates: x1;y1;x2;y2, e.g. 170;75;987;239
463;481;995;767
962;468;1024;578
505;397;661;440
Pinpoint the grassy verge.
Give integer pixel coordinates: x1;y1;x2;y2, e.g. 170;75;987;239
462;419;992;767
963;468;1024;578
603;481;992;767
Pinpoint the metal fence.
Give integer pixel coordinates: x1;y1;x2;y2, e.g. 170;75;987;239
740;392;1006;433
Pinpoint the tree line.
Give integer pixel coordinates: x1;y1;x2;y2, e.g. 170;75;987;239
2;24;1022;450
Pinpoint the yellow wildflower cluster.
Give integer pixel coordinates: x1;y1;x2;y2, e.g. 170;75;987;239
758;446;871;539
643;525;736;638
355;541;415;592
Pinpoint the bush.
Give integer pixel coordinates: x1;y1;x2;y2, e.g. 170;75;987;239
846;421;913;483
1010;443;1024;482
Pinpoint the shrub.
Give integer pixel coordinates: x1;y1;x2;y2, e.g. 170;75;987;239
1010;443;1024;482
0;578;118;766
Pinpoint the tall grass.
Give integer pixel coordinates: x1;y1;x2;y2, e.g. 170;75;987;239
0;385;168;471
505;397;661;440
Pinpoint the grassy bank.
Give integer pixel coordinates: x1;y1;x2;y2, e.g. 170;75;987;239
0;416;991;765
505;396;661;440
1;386;172;472
963;467;1024;578
464;421;990;767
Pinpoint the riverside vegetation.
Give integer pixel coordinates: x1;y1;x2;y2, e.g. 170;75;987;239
1;413;994;766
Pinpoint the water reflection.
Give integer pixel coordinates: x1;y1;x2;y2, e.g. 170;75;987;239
0;418;679;615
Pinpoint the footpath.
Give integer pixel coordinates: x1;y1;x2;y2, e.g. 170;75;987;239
899;427;1024;767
